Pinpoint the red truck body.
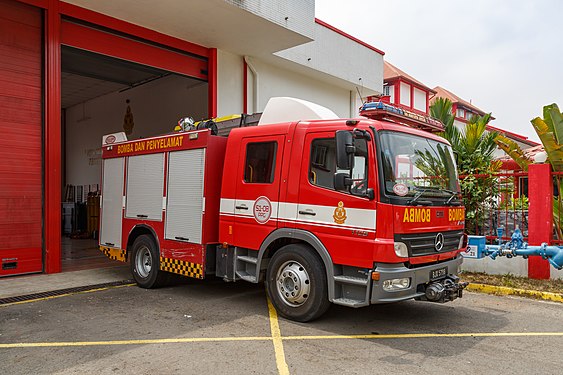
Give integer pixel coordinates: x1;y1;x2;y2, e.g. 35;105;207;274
99;103;467;321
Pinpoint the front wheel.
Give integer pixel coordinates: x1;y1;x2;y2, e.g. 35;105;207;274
130;234;168;288
266;244;330;322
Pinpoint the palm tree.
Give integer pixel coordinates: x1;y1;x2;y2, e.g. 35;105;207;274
430;98;500;234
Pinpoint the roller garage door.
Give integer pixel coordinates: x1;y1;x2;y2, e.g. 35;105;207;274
0;0;42;276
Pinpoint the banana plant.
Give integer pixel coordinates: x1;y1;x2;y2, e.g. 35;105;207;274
496;103;563;238
495;134;532;171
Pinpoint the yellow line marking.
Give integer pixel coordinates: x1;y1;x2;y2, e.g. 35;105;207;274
1;332;561;349
467;283;563;303
0;336;271;348
282;332;563;340
267;297;290;375
0;284;135;307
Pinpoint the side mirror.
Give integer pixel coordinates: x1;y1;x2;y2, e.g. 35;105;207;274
336;131;355;170
334;172;352;192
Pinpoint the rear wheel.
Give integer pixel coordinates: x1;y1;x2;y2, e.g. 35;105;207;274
130;234;168;288
266;244;330;322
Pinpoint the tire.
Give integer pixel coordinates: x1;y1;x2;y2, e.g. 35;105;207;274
266;244;330;322
130;234;168;288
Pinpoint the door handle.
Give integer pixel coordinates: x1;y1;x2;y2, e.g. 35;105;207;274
136;214;148;218
299;210;316;216
175;236;189;241
235;205;249;210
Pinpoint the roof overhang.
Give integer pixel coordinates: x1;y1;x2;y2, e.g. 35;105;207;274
64;0;314;56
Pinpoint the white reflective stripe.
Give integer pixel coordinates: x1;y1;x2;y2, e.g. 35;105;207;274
221;198;376;231
162;197;166;210
122;196;126;209
277;218;376;233
278;202;298;220
220;198;235;214
296;203;376;230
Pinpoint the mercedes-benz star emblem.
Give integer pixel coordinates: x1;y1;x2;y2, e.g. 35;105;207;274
435;233;444;251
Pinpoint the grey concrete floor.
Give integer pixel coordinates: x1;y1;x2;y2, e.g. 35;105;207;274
1;278;562;375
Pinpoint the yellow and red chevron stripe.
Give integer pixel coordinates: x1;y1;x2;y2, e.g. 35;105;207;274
99;246;126;262
160;257;204;279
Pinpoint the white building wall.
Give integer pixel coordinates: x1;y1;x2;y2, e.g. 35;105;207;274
65;75;207;187
400;82;411;107
275;22;383;94
217;52;359;118
251;57;355;118
217;50;244;116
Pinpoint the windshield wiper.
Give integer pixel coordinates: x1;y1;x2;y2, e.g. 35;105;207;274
408;186;460;206
407;188;434;206
445;190;461;205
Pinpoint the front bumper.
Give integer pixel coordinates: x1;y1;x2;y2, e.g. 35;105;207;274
370;256;463;304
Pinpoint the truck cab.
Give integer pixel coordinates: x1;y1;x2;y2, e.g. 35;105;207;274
217;100;467;322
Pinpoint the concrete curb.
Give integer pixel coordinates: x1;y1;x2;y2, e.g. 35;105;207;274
467;283;563;303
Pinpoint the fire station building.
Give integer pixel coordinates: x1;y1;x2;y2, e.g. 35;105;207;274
0;0;384;276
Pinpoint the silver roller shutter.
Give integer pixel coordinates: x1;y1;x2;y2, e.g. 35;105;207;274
165;148;205;244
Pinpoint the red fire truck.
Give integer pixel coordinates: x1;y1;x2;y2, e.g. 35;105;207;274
99;97;468;322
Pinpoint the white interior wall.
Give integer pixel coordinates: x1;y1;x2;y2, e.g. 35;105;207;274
65;75;207;187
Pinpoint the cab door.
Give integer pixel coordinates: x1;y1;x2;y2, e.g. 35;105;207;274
296;131;377;267
233;135;285;250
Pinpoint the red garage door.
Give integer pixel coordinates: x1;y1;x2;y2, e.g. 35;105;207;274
0;0;42;276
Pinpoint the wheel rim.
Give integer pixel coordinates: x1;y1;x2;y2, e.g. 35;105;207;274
275;260;311;307
135;246;152;278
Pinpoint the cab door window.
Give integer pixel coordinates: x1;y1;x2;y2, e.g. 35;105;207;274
310;137;368;194
244;141;277;183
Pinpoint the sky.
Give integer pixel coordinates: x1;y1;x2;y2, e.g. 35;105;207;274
316;0;563;143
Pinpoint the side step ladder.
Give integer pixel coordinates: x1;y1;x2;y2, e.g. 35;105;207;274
331;267;371;308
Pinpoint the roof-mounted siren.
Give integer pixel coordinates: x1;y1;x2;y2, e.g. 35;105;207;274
258;97;339;126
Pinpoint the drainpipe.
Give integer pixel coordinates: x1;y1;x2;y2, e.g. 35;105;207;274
244;56;258;113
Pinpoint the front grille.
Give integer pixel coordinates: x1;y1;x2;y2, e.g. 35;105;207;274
395;230;463;256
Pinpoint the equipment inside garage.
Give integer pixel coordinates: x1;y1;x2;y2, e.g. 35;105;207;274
61;46;208;271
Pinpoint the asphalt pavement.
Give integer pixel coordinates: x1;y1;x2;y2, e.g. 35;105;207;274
1;273;562;375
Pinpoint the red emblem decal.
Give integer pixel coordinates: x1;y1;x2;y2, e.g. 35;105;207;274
253;196;272;224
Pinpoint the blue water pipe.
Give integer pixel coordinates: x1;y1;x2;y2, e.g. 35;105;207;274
467;227;563;270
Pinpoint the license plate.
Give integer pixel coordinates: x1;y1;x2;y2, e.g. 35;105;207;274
430;267;447;281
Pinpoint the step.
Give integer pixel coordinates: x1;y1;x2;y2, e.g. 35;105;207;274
332;297;368;308
235;271;257;283
333;275;369;286
237;255;258;264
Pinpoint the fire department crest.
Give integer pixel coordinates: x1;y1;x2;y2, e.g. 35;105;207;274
333;201;347;224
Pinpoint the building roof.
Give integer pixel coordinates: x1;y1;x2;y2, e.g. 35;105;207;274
432;86;487;115
431;86;539;146
486;124;540;147
384;61;435;93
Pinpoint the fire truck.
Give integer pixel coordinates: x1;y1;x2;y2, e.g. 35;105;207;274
99;97;468;322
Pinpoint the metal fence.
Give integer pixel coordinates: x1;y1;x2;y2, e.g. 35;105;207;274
463;170;562;245
461;172;529;243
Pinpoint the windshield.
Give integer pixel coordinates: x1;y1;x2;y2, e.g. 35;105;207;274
379;131;460;200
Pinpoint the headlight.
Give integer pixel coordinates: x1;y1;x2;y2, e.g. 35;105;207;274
394;242;408;258
459;233;468;249
383;278;411;291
